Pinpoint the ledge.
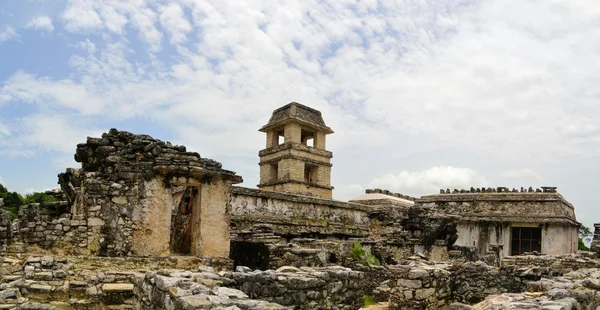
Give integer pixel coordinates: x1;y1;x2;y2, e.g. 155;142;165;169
231;186;373;212
258;142;332;158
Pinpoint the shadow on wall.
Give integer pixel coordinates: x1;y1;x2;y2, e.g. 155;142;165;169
230;241;270;270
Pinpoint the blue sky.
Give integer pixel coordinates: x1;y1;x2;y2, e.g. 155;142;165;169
1;0;600;231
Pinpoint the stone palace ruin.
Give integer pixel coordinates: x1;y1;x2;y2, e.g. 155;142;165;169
1;102;600;310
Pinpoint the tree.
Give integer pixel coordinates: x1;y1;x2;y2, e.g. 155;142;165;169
579;225;593;251
24;192;57;204
0;183;25;219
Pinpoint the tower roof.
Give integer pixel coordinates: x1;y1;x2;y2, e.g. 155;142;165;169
259;102;334;133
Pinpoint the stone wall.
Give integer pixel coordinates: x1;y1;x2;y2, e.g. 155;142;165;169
12;202;88;255
463;268;600;310
231;265;365;310
230;186;372;238
501;253;600;273
591;223;600;255
387;259;527;309
133;268;286;310
0;207;11;256
0;255;139;309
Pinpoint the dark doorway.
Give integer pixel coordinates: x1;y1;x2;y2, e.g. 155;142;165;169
511;227;542;255
170;187;197;254
230;241;270;270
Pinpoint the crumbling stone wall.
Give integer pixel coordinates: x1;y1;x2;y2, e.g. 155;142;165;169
0;256;139;309
231;265;365;310
464;268;600;310
12;202;88;255
133;268;286;310
388;259;527;309
591;223;600;255
0;207;11;255
230;224;358;270
501;253;600;274
57;128;242;258
369;204;459;264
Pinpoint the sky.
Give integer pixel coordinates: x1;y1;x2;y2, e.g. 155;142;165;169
0;0;599;231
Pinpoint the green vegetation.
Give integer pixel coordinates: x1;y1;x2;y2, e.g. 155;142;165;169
0;183;57;219
579;225;593;251
352;240;380;266
363;294;376;306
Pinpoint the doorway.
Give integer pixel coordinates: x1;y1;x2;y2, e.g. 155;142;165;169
170;187;197;254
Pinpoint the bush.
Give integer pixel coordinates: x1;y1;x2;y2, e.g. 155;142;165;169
352;241;381;266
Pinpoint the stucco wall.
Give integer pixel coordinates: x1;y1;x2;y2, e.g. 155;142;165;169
455;222;578;257
131;177;174;256
197;178;231;258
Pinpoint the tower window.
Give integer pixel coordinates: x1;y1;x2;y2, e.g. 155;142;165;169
270;163;279;181
301;129;315;147
304;164;318;183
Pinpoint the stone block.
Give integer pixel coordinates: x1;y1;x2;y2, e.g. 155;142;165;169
397;279;422;289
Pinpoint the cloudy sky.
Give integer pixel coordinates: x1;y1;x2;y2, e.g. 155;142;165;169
1;0;599;230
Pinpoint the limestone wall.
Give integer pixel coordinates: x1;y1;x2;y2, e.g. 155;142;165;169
230;186;372;237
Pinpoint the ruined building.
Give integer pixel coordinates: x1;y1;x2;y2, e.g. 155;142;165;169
0;102;582;267
0;101;592;310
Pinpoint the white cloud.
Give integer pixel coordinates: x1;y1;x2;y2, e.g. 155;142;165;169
0;26;18;43
3;0;600;220
61;1;103;32
72;39;96;54
19;114;101;154
501;168;543;181
26;16;54;32
0;71;105;115
362;166;488;197
0;122;10;136
159;3;192;44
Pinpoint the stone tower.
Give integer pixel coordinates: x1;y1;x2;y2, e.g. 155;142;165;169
258;102;334;198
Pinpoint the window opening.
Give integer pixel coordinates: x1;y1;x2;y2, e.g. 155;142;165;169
301;129;315;147
270;163;279;182
304;164;318;183
511;227;541;255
